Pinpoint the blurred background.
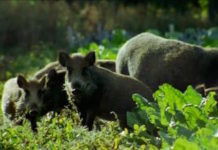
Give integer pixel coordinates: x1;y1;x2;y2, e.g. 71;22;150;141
0;0;218;82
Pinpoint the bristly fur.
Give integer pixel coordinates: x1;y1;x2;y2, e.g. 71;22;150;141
41;70;69;116
116;32;218;91
58;51;153;130
1;75;46;131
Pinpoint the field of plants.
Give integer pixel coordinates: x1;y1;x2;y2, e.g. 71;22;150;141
0;28;218;149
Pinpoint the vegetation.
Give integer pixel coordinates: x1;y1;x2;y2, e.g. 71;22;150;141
0;28;218;149
1;0;218;50
128;84;218;149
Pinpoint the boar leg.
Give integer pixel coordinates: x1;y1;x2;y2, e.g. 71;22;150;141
85;110;96;131
30;118;37;132
80;111;87;126
75;103;87;126
119;115;127;129
195;84;206;97
77;106;95;130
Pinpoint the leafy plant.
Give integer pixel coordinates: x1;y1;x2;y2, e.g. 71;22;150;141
127;84;218;149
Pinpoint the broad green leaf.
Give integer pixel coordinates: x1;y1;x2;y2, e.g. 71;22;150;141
127;110;158;135
201;92;218;116
168;123;193;138
183;105;207;129
159;131;175;149
132;93;151;108
193;123;218;150
127;110;148;128
184;86;202;106
131;94;162;128
173;138;200;150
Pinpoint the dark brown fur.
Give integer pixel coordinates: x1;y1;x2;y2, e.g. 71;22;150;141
95;60;115;72
116;32;218;91
40;69;69;116
58;51;153;130
33;59;115;79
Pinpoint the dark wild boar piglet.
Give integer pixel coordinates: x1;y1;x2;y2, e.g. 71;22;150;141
34;58;115;79
1;75;46;131
40;69;69;116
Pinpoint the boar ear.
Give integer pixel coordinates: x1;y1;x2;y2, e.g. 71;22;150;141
48;69;57;80
58;51;70;67
85;51;96;66
17;75;28;89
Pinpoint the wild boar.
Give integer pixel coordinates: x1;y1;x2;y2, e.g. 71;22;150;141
33;59;115;79
116;32;218;91
40;69;69;116
33;61;63;79
58;51;153;130
95;60;115;72
1;75;46;131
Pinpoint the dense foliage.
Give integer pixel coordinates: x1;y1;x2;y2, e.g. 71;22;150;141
128;84;218;149
0;28;218;149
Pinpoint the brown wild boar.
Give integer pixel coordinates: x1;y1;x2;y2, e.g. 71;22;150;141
1;75;46;131
33;59;115;79
58;51;153;130
116;32;218;91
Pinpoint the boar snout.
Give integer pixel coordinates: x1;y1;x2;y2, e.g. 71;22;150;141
26;109;38;119
72;81;82;95
29;110;38;117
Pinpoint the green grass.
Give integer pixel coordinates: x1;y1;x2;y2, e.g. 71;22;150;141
0;111;126;149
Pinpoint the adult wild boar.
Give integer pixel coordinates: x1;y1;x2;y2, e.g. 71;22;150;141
58;51;153;130
1;75;46;131
116;32;218;91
